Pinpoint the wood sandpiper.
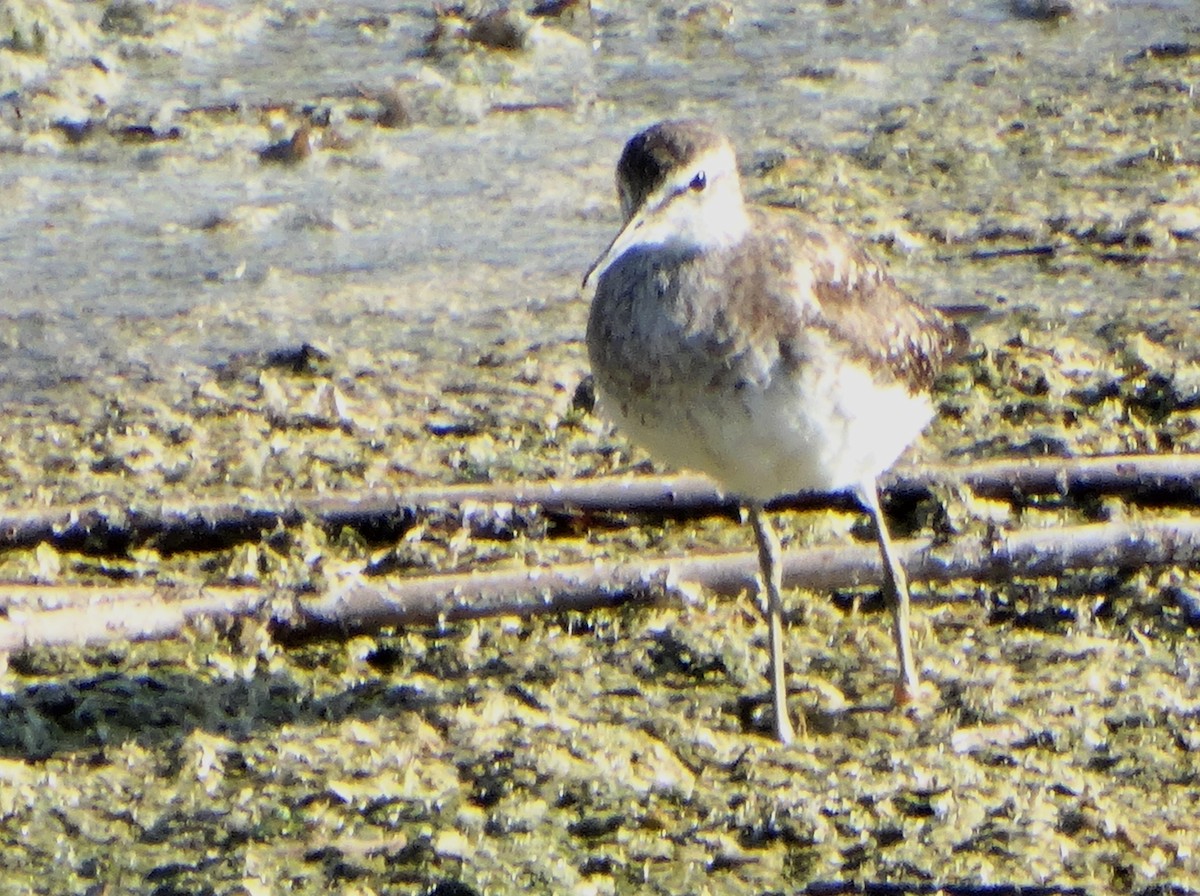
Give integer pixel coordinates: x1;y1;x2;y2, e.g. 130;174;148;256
584;119;962;744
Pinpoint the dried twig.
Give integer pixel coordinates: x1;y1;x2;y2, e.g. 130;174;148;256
1;453;1198;551
1;518;1196;652
0;584;268;653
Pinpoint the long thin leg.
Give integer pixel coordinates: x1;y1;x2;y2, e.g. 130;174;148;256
749;505;799;744
856;479;920;702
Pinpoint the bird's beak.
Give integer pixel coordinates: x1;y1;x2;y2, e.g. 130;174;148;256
582;201;657;292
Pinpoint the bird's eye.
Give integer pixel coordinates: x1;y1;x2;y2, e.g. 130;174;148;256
689;172;707;191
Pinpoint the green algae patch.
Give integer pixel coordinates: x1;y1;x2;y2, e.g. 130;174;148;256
1;2;1200;894
3;570;1199;893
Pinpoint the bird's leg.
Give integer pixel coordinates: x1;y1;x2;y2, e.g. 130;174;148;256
749;505;799;744
856;479;920;703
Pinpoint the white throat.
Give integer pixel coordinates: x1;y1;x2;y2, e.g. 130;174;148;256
659;185;751;252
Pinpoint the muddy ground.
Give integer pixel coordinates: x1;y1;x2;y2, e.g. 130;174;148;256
1;1;1199;894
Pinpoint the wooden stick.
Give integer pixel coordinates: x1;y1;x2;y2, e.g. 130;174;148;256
1;454;1199;550
0;584;268;652
1;518;1196;652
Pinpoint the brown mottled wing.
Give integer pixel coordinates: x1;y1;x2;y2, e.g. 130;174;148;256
745;208;962;393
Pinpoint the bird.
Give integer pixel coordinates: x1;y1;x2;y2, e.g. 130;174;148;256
583;119;962;744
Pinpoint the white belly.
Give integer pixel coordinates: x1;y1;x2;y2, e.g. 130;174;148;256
598;353;933;502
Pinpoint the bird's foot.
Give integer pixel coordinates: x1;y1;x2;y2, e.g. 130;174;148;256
894;678;938;718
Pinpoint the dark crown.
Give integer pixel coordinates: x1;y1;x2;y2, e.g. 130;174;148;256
616;119;727;215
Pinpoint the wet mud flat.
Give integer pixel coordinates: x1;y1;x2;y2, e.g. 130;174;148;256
1;1;1200;894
